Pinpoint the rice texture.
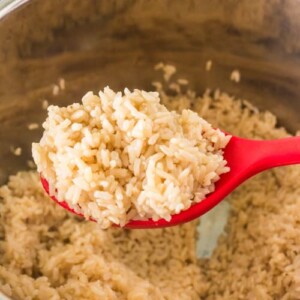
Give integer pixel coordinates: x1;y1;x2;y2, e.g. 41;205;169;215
1;70;299;299
32;88;230;228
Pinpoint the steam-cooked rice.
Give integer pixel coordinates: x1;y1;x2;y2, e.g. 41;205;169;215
32;88;230;228
1;71;300;299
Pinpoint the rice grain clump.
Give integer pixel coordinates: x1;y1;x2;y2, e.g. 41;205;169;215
32;88;230;228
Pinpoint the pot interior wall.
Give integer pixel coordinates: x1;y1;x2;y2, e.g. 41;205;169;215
0;0;300;184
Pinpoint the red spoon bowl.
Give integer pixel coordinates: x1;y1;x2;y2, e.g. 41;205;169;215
41;135;300;229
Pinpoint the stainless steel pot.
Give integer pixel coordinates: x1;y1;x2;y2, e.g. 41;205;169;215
1;0;300;185
0;1;299;299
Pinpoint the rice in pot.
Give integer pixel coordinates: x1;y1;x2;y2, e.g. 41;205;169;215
1;70;300;299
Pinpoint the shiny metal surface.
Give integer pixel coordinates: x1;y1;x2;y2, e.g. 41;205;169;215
0;0;299;183
0;0;28;19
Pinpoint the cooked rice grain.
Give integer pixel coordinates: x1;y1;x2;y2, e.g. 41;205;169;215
32;88;229;228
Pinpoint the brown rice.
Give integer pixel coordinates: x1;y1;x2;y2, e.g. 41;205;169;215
32;88;229;228
0;69;300;299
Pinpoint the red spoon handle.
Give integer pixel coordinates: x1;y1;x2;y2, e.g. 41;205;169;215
252;136;300;169
226;136;300;180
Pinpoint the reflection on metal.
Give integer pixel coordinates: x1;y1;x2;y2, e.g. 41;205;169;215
0;0;29;19
197;201;230;258
0;291;11;300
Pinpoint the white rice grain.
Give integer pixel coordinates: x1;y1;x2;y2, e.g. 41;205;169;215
230;70;241;83
205;60;212;71
52;84;60;96
27;123;39;130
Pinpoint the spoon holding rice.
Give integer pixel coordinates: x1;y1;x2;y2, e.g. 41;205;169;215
41;134;300;228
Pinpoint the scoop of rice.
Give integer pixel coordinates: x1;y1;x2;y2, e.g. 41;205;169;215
32;87;230;228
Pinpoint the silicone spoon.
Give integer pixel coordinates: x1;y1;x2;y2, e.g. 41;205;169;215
41;135;300;229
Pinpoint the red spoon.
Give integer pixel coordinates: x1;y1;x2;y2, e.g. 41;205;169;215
41;135;300;229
